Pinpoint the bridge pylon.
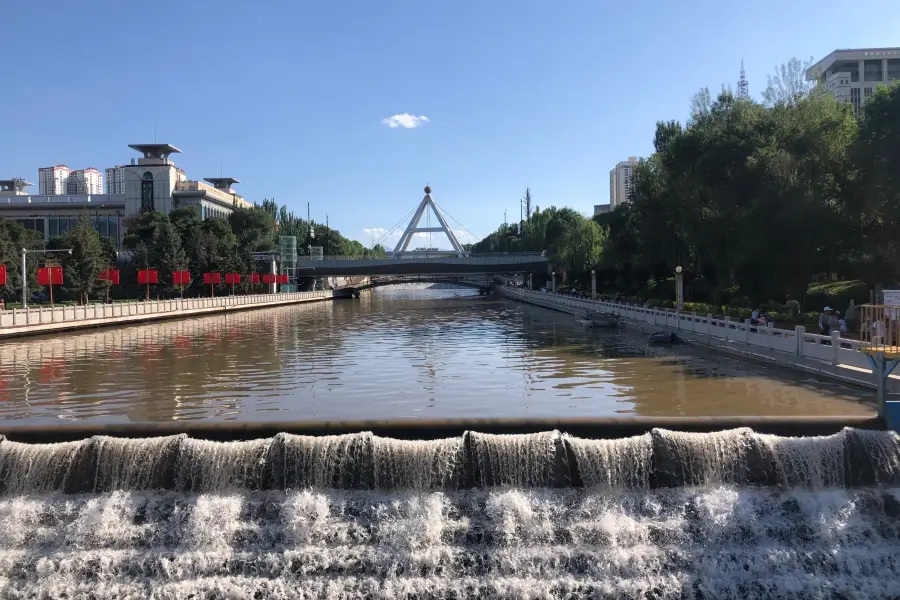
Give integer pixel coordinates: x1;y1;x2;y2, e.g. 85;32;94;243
392;186;467;259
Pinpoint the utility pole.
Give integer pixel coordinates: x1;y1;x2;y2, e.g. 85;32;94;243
307;202;311;255
325;213;329;256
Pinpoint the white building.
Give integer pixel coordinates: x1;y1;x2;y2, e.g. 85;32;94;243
609;157;638;208
68;168;103;195
105;165;126;195
38;165;70;195
806;48;900;113
594;204;611;216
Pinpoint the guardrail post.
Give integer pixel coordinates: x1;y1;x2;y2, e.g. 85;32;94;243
795;326;807;356
706;314;713;340
766;321;774;350
723;316;730;341
744;319;751;343
831;331;842;366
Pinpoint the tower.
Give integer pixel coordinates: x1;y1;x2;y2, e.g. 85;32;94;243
737;59;750;100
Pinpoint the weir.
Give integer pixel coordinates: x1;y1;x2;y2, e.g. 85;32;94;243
1;427;899;598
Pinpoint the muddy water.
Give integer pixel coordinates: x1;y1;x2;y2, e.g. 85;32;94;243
0;288;872;424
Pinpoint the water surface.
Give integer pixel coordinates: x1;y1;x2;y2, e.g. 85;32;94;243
0;288;872;424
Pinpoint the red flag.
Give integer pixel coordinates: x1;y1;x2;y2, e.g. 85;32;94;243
173;270;191;285
203;272;222;285
278;274;289;284
99;269;120;285
0;265;6;286
137;269;159;285
38;266;63;286
250;273;260;284
225;273;241;285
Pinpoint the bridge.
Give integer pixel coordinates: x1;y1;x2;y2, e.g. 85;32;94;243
296;253;546;276
290;187;549;277
334;275;494;297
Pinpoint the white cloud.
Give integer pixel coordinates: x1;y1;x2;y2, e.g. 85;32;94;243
381;114;430;129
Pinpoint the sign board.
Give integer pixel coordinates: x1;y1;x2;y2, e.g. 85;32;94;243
173;271;191;285
225;273;241;285
883;290;900;307
203;272;222;285
310;246;324;260
250;273;260;284
0;265;6;286
278;274;289;284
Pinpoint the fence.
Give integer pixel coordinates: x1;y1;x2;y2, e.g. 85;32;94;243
0;291;330;330
500;288;875;373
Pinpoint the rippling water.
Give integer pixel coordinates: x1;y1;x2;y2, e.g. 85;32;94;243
0;288;872;424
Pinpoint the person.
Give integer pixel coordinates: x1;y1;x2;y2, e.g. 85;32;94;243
751;309;760;325
838;312;847;334
819;307;833;335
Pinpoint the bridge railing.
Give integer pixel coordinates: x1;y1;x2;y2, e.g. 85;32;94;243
500;288;873;372
0;291;331;330
295;255;547;266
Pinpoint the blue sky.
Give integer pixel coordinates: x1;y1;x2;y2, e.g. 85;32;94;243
4;0;898;249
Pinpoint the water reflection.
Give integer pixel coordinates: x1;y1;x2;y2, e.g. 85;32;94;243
0;288;872;424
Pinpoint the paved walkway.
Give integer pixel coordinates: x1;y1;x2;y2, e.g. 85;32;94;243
0;291;332;339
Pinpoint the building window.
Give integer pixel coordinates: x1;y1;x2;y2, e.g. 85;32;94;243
864;87;874;100
888;59;900;81
864;60;883;82
851;87;861;113
141;171;154;213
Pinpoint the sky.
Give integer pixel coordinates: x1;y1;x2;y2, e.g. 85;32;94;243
3;0;898;250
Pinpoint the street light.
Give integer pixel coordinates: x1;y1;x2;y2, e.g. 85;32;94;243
21;247;72;309
674;265;684;311
551;271;556;294
591;269;597;299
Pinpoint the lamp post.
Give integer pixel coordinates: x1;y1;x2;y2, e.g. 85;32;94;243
591;269;597;299
675;265;684;311
21;248;72;309
551;271;556;294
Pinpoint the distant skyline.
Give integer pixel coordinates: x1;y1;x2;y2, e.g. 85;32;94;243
5;0;898;249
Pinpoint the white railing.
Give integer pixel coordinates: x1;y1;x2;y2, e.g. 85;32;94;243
0;291;331;330
500;288;874;372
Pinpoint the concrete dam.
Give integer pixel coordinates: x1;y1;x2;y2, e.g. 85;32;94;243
0;427;899;599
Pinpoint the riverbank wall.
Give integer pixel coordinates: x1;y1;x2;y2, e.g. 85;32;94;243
0;291;333;340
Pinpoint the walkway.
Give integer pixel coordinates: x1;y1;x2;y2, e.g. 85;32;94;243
498;287;899;393
0;291;332;339
295;254;548;276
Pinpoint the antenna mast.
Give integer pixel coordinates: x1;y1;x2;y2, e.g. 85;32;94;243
737;59;749;99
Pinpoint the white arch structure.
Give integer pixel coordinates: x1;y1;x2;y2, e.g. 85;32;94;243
392;186;467;258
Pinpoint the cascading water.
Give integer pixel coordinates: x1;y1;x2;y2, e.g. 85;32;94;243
0;427;899;599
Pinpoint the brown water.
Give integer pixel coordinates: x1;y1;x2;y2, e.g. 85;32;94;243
0;288;872;424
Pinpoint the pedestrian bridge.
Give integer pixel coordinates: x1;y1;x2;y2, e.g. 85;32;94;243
335;275;493;295
295;253;547;276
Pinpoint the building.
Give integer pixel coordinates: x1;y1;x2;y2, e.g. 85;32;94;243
0;178;125;246
105;165;126;195
609;157;638;208
806;48;900;113
68;168;103;195
38;165;70;195
1;142;254;247
594;204;611;216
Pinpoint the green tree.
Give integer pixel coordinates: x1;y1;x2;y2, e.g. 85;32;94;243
59;214;107;304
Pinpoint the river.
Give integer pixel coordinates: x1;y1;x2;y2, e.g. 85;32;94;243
0;288;872;424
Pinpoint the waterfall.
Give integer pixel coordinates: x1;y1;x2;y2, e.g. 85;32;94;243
0;428;899;599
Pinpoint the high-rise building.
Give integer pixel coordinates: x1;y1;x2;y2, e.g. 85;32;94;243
806;48;900;113
106;165;127;195
38;165;70;195
68;168;103;195
609;157;638;208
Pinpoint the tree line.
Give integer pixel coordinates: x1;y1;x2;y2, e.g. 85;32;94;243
0;201;385;304
475;61;900;310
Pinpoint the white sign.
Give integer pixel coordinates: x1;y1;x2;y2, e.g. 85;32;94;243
883;290;900;307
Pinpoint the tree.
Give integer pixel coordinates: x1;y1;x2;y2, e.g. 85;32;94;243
59;214;107;304
523;188;533;221
763;56;816;106
152;221;188;294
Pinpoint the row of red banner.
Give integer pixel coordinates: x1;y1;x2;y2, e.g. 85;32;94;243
0;265;288;288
